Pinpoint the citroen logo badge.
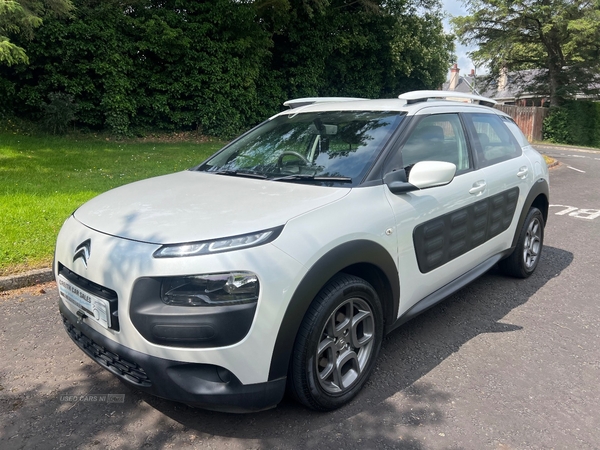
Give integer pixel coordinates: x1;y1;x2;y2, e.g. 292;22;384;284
73;239;91;267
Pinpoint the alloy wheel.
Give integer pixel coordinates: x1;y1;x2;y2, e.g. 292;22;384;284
315;297;375;394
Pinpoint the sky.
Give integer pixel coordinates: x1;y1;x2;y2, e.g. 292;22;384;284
440;0;480;80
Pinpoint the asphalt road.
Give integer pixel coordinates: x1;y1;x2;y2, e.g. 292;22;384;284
1;145;599;450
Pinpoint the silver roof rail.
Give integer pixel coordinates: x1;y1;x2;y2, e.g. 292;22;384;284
398;90;497;107
283;97;368;109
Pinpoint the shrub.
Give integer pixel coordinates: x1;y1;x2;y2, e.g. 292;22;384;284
41;92;79;134
562;100;600;148
543;108;571;144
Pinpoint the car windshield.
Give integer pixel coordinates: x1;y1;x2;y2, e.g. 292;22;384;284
198;111;404;185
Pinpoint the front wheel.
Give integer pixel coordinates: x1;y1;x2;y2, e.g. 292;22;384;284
499;207;544;278
288;274;383;411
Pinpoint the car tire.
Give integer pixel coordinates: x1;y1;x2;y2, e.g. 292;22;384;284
288;273;383;411
499;207;544;278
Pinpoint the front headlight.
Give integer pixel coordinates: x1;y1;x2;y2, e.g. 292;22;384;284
153;226;283;258
161;272;259;306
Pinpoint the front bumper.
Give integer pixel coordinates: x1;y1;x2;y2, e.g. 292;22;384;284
59;299;287;413
54;216;305;385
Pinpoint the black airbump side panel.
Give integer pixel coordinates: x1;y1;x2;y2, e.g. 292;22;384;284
413;187;519;273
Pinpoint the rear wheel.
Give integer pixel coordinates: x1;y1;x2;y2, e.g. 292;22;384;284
499;207;544;278
288;273;383;411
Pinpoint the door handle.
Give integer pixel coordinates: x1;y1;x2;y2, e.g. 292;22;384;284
469;180;487;195
517;166;529;178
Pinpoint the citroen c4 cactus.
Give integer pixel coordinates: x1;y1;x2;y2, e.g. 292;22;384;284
55;91;549;412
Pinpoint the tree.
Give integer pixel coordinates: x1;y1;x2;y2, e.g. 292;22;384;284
257;0;453;99
453;0;600;106
0;0;74;65
0;0;453;135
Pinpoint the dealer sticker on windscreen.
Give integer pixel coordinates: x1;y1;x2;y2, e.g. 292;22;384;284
58;275;111;329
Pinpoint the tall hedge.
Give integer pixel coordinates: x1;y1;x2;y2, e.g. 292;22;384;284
1;0;271;137
543;101;600;148
0;0;453;137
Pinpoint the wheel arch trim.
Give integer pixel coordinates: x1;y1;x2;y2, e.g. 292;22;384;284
268;240;399;381
511;178;549;249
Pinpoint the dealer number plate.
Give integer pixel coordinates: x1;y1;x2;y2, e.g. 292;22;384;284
58;275;111;329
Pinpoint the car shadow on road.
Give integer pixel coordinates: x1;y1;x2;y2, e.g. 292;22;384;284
0;246;572;450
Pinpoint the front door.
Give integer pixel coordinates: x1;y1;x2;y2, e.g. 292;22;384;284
384;112;497;316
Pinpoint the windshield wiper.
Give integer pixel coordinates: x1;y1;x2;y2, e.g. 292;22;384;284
271;174;353;183
213;170;267;179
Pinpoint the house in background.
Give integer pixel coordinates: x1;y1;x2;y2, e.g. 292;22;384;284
442;64;480;95
444;63;599;106
441;64;599;140
440;64;550;141
483;68;550;106
441;64;550;106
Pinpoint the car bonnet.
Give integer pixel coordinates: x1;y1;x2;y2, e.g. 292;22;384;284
73;171;350;245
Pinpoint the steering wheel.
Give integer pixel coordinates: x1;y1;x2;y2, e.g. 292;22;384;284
277;151;310;171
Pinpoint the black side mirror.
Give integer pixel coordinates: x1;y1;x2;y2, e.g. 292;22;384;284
383;169;418;194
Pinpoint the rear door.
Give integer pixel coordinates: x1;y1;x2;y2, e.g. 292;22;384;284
463;112;533;253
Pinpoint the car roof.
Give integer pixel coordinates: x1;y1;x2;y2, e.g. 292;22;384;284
273;91;506;119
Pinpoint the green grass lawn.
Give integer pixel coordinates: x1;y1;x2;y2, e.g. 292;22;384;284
0;133;223;275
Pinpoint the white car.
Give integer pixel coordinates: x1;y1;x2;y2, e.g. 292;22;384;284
55;91;549;412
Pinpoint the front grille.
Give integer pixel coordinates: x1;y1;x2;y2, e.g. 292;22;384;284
62;315;151;387
59;264;118;299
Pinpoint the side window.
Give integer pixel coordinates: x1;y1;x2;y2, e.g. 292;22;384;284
401;114;470;173
501;116;531;147
468;114;522;167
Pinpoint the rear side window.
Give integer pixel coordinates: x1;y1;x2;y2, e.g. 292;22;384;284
502;116;531;147
467;114;522;167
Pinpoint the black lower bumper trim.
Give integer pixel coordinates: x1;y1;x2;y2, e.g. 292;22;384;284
59;299;286;413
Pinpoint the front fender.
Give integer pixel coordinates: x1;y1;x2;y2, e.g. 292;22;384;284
267;239;399;381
